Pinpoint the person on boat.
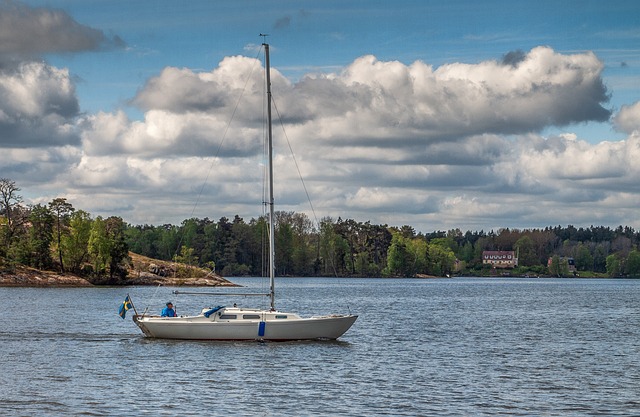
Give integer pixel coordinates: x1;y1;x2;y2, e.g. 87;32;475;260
161;302;177;317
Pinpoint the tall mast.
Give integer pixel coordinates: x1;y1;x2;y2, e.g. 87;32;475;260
264;43;276;311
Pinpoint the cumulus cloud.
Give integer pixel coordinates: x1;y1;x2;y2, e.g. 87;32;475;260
132;56;267;116
122;46;612;163
0;1;127;150
0;145;81;184
0;0;125;60
302;46;612;143
614;101;640;134
0;61;80;147
8;41;637;231
0;1;128;197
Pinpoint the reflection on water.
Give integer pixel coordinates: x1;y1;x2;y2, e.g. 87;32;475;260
1;278;639;416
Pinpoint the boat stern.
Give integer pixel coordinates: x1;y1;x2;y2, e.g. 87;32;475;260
133;314;154;337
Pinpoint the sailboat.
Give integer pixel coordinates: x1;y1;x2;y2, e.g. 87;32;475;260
132;43;358;341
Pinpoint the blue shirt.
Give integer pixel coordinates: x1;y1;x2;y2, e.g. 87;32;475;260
161;306;176;317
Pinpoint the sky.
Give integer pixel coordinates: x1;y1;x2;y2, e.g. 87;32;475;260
1;0;639;234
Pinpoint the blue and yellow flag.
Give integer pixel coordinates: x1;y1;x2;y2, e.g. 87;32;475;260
119;295;133;319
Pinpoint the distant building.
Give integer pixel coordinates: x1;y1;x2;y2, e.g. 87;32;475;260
482;251;518;268
547;257;576;273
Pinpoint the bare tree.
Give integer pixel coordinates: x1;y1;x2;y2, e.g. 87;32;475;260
0;178;24;245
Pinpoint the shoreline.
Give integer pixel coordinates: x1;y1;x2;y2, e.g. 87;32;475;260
0;265;239;288
1;268;631;287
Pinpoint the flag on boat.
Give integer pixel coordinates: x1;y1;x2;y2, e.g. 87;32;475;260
119;295;133;319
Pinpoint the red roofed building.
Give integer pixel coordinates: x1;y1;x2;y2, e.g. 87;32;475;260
482;251;518;268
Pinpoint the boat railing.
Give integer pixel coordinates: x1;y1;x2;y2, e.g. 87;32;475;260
173;290;271;297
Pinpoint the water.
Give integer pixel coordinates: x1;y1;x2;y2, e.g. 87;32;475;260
1;278;639;416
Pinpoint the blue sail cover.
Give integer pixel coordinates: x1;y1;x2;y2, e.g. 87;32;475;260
203;306;225;318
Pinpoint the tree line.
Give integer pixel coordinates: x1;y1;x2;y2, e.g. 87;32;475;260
125;216;640;278
0;179;128;283
2;178;640;279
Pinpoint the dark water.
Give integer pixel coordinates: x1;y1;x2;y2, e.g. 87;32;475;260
1;278;639;416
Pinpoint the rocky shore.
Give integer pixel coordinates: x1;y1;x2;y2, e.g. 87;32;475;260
0;253;238;288
0;266;93;287
0;265;238;287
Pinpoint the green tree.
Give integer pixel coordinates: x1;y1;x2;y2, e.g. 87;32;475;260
213;217;234;275
174;245;197;266
231;215;258;274
398;225;416;239
625;249;640;277
593;244;608;273
319;217;349;276
49;198;75;272
408;237;428;275
605;254;621;277
334;218;359;275
89;216;109;275
333;219;391;277
514;235;537;266
384;232;412;277
549;254;580;277
433;235;458;254
289;213;315;276
384;232;427;277
89;216;130;279
159;224;180;261
427;241;456;276
275;220;295;276
125;224;161;259
354;251;372;276
173;245;198;276
105;216;129;280
62;210;92;274
459;241;474;263
574;243;594;271
548;255;561;277
200;220;220;268
27;204;54;269
560;258;571;277
180;218;200;251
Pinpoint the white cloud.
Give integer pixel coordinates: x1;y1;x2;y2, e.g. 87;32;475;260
323;46;611;141
117;46;613;162
614;101;640;134
132;56;269;116
4;43;639;232
0;61;80;147
0;145;81;185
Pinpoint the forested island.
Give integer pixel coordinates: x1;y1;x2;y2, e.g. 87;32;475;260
0;178;234;286
2;178;640;285
125;215;640;278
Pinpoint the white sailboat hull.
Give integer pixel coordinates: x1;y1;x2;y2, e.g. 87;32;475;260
133;308;357;341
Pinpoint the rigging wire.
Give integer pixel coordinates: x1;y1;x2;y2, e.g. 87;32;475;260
142;283;163;318
270;95;320;227
169;47;264;270
270;94;339;278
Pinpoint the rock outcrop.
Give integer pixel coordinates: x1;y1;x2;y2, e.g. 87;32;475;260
0;266;92;287
0;252;238;287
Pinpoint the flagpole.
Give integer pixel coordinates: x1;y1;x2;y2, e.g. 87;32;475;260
128;293;139;316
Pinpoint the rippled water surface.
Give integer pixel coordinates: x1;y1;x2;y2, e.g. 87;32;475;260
1;278;639;416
